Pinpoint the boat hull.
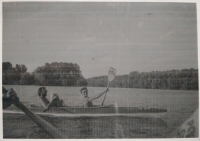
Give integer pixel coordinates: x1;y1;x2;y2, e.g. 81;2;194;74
3;105;167;118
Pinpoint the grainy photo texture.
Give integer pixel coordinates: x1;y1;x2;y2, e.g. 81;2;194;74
2;2;199;139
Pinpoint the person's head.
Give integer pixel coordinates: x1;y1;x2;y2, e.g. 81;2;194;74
80;87;88;98
38;87;47;98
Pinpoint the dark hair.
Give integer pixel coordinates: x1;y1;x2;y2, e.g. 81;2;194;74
38;87;46;97
80;87;87;93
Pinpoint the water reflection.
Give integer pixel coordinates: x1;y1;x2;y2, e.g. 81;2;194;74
114;102;124;138
78;117;93;138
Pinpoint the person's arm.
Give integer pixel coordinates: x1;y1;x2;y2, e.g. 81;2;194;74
3;98;13;109
3;87;8;94
88;88;109;102
39;97;50;109
43;94;62;112
2;87;17;109
46;99;57;108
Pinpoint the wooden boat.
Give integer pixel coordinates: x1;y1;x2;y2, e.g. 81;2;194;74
3;105;167;118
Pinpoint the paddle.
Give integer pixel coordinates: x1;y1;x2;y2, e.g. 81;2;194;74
102;67;116;106
4;89;66;139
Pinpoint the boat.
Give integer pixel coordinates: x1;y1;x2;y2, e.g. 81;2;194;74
3;105;167;118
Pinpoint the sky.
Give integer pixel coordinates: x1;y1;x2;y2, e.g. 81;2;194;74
3;2;198;78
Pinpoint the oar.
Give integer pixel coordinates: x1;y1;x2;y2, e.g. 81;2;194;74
102;67;116;106
6;89;66;138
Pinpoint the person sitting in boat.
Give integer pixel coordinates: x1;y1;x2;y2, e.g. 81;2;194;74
38;87;65;110
80;87;109;107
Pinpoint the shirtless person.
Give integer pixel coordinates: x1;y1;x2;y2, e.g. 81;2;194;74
38;87;65;110
80;87;109;107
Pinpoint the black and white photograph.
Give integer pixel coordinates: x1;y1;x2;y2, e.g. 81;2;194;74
2;1;199;139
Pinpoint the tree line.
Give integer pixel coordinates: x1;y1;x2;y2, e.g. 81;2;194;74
3;62;198;90
87;69;198;90
3;62;87;86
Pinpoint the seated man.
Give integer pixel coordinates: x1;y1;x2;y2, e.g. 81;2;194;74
38;87;65;110
80;87;109;107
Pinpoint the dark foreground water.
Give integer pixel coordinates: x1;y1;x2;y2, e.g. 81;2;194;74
4;114;170;138
3;85;199;138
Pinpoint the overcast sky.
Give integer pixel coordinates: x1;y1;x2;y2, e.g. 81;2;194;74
3;2;197;78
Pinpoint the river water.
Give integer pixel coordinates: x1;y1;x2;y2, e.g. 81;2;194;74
3;85;199;138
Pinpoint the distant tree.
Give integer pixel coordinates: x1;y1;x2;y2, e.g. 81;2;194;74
33;62;86;86
87;69;198;90
2;62;31;85
3;62;12;72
